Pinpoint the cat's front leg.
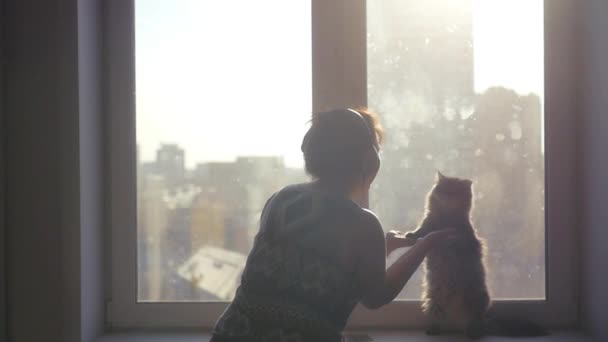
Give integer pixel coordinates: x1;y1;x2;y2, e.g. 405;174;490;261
405;217;434;239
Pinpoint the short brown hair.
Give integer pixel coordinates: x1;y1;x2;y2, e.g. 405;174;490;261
301;107;383;186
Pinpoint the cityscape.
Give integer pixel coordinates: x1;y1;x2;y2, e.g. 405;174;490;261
137;148;307;301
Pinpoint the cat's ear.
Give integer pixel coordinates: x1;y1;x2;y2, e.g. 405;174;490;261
436;171;445;181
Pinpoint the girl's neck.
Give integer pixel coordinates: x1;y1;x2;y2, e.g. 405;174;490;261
349;185;370;209
311;179;371;209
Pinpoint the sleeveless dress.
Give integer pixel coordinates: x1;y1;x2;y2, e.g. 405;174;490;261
210;186;365;342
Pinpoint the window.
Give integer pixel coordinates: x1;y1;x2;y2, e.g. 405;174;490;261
108;0;578;329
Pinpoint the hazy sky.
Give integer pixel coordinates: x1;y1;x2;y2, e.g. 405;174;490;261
136;0;543;168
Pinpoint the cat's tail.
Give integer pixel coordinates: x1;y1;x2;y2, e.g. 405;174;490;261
483;316;549;337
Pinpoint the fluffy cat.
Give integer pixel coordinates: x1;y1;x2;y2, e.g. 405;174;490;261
405;172;546;339
405;171;489;338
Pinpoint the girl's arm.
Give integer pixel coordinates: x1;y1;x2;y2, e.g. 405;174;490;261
357;212;456;309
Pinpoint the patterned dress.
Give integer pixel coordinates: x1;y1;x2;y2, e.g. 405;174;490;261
210;186;364;342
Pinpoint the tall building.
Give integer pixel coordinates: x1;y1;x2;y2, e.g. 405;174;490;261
139;143;192;300
190;190;227;250
155;144;186;188
138;174;169;301
367;0;474;124
235;156;287;246
161;185;200;300
193;161;248;253
368;0;475;232
193;156;290;255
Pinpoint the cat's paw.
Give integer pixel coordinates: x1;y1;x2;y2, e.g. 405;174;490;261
404;232;417;239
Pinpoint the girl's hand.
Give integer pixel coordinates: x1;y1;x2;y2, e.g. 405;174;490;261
386;230;417;254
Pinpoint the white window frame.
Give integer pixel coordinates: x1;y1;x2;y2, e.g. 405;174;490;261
106;0;580;329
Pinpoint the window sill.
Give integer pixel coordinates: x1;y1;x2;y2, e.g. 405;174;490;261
97;330;596;342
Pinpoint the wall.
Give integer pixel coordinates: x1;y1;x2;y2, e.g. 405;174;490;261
3;0;105;341
580;0;608;340
5;0;71;339
1;0;7;339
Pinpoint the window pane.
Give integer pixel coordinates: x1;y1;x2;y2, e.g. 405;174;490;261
136;0;311;301
368;0;545;300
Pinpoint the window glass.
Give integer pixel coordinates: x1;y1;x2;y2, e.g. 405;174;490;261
368;0;545;299
136;0;545;302
136;0;311;301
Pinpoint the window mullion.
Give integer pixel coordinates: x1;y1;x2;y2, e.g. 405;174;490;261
312;0;367;112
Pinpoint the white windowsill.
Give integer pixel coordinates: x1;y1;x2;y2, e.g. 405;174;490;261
97;330;596;342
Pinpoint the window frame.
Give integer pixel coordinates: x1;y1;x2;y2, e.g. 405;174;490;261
106;0;580;329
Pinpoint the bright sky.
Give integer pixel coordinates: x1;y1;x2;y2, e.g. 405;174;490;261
473;0;544;95
135;0;543;168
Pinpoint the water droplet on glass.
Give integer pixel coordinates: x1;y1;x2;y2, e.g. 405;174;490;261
443;107;456;120
509;121;522;140
475;148;483;156
503;148;516;165
425;154;433;160
496;133;505;141
435;160;445;171
461;106;475;119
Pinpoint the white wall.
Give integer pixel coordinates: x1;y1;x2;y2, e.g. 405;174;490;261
580;1;608;340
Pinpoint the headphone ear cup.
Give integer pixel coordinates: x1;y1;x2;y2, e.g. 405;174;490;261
361;148;380;180
346;108;376;148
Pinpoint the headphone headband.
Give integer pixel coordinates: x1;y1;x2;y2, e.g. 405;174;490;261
301;108;377;153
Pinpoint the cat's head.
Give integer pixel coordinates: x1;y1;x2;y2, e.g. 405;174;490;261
426;171;473;216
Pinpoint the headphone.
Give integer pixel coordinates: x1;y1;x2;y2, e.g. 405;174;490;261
301;108;376;153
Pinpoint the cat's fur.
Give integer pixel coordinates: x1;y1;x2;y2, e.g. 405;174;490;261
405;172;547;339
405;172;490;339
